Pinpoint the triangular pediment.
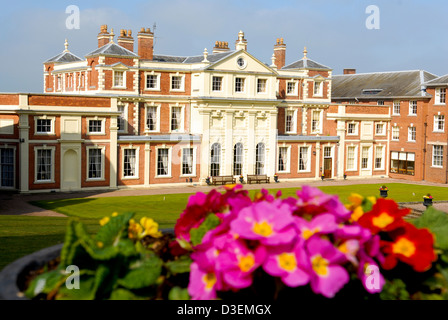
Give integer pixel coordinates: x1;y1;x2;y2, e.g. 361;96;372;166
206;50;278;75
110;62;129;70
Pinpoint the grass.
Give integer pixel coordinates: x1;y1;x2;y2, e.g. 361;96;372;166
1;182;447;271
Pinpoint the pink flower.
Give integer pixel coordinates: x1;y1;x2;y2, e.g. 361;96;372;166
305;236;349;298
357;251;385;294
188;262;221;300
295;214;339;240
263;240;310;287
294;186;351;222
230;200;296;246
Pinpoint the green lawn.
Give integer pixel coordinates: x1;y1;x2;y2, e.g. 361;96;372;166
1;183;447;271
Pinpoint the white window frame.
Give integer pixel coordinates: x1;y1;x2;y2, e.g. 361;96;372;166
392;126;400;141
212;76;223;92
313;81;323;97
311;110;323;134
434;115;445;133
180;146;197;177
361;146;371;171
285;109;297;134
144;72;161;91
170;74;185;92
122;147;139;179
409;101;417;116
408;126;416;142
346;145;358;171
432;145;444;168
277;146;291;173
145;104;161;133
234;77;246;93
86;146;105;181
347;122;358;136
374;146;384;170
286;81;298;96
393;101;400;115
298;146;311;173
86;117;106;135
257;78;268;94
435;88;446;105
170;105;185;133
375;123;385;136
34;116;55;135
34;146;55;184
0;146;16;189
155;146;172;178
117;104;128;134
113;70;126;88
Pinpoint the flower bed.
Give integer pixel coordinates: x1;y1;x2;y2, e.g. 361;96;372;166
22;186;448;300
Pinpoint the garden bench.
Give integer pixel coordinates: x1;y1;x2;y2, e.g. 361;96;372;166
247;175;270;184
212;175;236;185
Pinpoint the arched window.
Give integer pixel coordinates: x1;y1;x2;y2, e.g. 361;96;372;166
255;143;265;175
210;143;221;177
233;143;243;176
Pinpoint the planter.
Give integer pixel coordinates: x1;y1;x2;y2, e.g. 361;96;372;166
380;190;388;198
239;178;244;184
274;176;279;183
423;198;433;207
205;178;211;185
343;174;347;180
0;244;63;300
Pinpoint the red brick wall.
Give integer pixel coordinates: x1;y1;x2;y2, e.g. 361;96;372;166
29;95;110;107
28;115;61;140
139;71;191;95
0;94;19;105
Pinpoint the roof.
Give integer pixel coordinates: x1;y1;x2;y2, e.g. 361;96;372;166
332;70;438;99
119;134;201;142
282;57;331;70
44;51;83;64
277;135;340;142
152;51;235;64
425;74;448;86
86;42;139;58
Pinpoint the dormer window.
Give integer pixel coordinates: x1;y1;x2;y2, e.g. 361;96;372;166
114;71;125;87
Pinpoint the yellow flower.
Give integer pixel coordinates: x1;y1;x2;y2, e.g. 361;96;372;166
348;193;364;207
99;217;110;226
128;219;143;239
97;241;104;248
112;212;119;217
140;217;162;238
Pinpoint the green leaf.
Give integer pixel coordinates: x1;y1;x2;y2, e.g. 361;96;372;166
168;287;190;300
109;288;147;300
165;256;192;275
56;276;96;300
60;219;80;268
94;212;135;247
117;254;163;290
411;207;448;250
190;214;221;246
379;279;410;300
25;270;66;299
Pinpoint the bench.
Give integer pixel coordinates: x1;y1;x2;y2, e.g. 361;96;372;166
247;175;270;184
212;175;236;185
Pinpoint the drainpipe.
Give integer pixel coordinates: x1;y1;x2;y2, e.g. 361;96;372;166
423;117;427;181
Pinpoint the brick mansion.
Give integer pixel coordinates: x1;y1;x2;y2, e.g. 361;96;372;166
0;25;447;192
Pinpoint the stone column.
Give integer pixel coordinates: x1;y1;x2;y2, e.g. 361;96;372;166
199;109;211;183
109;98;118;189
18;111;29;193
225;110;234;175
315;142;321;179
267;109;278;177
247;111;257;175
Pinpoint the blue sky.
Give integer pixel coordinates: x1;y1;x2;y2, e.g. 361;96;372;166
1;0;448;92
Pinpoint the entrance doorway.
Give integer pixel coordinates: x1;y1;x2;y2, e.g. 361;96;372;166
323;146;332;178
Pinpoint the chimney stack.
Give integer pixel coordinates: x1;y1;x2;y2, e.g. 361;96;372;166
98;25;110;48
344;69;356;75
138;27;154;60
213;41;230;54
118;29;134;52
273;38;286;69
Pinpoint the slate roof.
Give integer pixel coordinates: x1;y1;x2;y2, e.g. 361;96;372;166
152;51;235;64
85;42;139;58
332;70;438;99
282;58;331;70
425;74;448;86
44;51;83;64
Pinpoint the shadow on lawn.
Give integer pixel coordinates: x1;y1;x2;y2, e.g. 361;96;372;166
30;198;97;212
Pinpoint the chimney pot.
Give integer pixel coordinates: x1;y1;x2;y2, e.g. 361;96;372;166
138;28;154;60
273;37;286;69
343;69;356;75
128;30;132;37
146;28;151;33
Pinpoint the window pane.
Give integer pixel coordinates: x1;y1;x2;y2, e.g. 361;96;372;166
37;119;52;133
211;143;221;177
147;107;158;131
278;147;288;172
88;149;102;179
1;148;14;187
147;75;158;89
299;147;309;171
158;149;169;176
89;120;102;133
37;149;52;181
257;79;267;93
171;76;182;90
124;149;136;177
255;143;265;175
171;107;182;131
347;147;355;170
182;148;193;175
233;143;243;176
212;77;222;91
